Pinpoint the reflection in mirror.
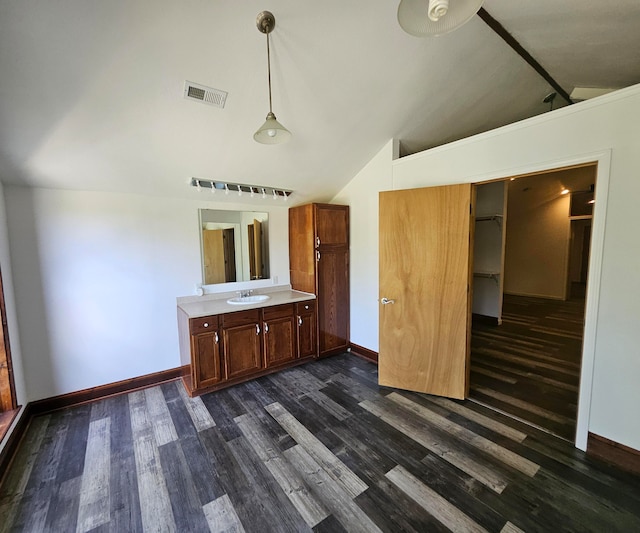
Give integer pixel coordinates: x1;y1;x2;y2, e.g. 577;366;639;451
199;209;269;285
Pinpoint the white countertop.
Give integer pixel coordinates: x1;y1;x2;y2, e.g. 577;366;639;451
178;289;315;319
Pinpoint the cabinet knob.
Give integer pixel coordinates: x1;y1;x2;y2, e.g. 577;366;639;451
298;316;303;326
203;322;209;328
304;305;310;310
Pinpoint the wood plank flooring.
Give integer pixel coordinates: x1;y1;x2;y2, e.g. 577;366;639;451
2;354;639;532
470;294;584;441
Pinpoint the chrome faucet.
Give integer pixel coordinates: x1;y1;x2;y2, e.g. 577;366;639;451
239;289;253;298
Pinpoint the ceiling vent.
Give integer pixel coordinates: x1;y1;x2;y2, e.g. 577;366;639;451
184;81;228;108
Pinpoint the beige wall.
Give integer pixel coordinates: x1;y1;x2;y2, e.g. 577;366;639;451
503;167;595;299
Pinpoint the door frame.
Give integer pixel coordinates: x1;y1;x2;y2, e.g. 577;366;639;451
0;265;17;413
470;150;611;451
566;218;592;301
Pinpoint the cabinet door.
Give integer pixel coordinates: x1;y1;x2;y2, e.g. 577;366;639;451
317;249;349;355
263;315;296;368
289;204;316;294
222;322;262;380
297;310;317;358
192;331;223;389
315;204;349;248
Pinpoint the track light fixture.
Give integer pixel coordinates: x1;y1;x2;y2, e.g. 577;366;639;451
190;178;293;201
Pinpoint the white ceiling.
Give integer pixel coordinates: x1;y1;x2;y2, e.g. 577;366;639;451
0;0;639;203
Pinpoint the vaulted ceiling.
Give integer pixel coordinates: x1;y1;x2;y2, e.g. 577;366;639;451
0;1;639;203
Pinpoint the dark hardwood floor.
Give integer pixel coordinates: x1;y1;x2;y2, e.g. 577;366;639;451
1;354;639;532
470;292;585;441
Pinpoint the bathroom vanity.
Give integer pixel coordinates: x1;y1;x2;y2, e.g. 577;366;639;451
177;289;316;396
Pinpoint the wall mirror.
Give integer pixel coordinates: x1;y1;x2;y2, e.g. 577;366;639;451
199;209;270;285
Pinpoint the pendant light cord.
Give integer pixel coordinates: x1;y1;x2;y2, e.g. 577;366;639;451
266;28;273;113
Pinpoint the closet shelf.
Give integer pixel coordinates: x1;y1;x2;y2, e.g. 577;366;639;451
473;271;500;285
475;214;503;226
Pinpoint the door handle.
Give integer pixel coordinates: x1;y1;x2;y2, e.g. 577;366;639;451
256;324;261;335
264;322;269;333
316;236;320;247
298;316;303;326
380;297;395;305
316;251;321;261
214;332;219;343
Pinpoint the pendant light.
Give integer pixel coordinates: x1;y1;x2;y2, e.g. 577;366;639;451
398;0;484;37
254;11;291;144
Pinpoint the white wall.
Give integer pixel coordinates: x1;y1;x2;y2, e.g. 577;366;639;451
332;140;396;352
341;84;640;451
0;182;27;453
4;186;290;401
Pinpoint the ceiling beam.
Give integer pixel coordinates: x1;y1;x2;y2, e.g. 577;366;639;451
477;8;573;105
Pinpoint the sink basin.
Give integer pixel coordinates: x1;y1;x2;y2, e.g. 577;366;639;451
226;294;271;305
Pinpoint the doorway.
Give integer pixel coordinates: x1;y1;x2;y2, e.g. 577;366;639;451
469;164;597;441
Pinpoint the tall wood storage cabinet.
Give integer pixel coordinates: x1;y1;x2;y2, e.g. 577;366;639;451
289;203;349;358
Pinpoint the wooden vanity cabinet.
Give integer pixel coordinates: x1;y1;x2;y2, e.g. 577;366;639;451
221;309;263;380
179;298;317;396
296;300;317;358
289;203;350;357
263;304;297;369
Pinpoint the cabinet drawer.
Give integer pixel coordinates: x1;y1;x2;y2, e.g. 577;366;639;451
190;315;218;335
263;303;294;320
222;308;260;328
296;300;316;314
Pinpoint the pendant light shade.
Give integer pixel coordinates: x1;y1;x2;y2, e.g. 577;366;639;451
254;11;291;144
254;111;291;144
398;0;484;37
